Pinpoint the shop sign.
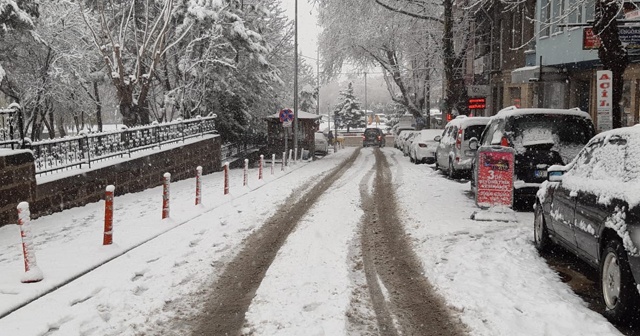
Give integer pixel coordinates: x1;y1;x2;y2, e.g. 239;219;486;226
583;27;601;50
596;70;613;132
584;27;640;49
619;26;640;48
468;97;486;110
476;147;515;208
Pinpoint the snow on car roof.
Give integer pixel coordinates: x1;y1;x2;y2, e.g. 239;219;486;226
493;106;592;120
444;116;491;128
559;124;640;208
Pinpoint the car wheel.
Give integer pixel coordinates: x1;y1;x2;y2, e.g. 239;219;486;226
601;239;640;323
533;204;552;253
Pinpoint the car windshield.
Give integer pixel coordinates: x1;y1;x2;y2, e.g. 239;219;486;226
508;114;595;164
364;129;380;135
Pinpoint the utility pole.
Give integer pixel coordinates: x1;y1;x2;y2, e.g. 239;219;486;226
293;0;299;153
316;48;320;115
364;72;368;114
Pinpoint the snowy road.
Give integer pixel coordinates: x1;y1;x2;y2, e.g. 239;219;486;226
0;147;630;335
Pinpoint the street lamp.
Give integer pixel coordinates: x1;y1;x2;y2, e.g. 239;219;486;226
293;0;299;153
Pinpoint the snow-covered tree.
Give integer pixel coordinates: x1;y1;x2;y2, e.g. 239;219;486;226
79;0;192;127
334;82;364;132
299;84;316;112
0;0;39;82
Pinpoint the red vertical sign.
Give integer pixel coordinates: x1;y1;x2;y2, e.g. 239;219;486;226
476;148;515;208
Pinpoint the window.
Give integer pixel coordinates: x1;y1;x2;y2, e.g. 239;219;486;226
585;0;595;21
541;0;551;37
568;0;584;26
553;0;566;34
512;10;520;48
521;10;527;45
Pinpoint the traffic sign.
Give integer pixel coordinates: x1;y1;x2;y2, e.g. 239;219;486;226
279;108;294;123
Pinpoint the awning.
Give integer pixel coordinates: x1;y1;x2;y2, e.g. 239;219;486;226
510;65;540;84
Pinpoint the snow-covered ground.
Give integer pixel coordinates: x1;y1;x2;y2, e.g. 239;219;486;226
0;147;622;335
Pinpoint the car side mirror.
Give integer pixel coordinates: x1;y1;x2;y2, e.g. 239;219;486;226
547;165;566;182
468;138;478;150
434;135;441;142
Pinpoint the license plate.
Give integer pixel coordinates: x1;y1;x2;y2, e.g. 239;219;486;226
535;170;547;178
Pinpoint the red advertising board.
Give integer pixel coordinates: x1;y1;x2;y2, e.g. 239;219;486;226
583;27;602;50
476;147;515;208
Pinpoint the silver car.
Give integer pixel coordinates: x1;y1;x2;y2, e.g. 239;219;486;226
435;116;490;178
314;132;329;156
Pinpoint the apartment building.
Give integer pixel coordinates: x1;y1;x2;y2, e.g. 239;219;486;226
467;0;640;126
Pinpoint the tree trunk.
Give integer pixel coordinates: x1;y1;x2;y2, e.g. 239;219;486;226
94;81;103;132
57;114;67;138
442;0;469;116
594;0;628;129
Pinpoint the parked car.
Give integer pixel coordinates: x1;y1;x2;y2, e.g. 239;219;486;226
402;131;418;156
535;125;640;323
470;107;595;208
362;127;386;147
409;129;443;164
394;130;413;149
435;115;490;178
314;132;329;156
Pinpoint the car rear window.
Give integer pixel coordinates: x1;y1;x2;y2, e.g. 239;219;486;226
463;125;485;140
508;114;595;164
365;129;381;135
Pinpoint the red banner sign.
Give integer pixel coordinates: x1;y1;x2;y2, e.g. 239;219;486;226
476;148;515;208
583;27;602;50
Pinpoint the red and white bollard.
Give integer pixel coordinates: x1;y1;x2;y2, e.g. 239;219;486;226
17;202;43;283
103;185;115;245
271;154;275;175
162;173;171;219
224;162;230;195
281;151;286;171
243;159;249;187
259;155;264;180
195;166;202;205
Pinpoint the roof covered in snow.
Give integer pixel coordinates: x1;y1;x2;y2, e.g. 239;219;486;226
494;107;591;120
265;110;322;120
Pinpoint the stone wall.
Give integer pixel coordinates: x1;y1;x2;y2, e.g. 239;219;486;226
0;150;37;225
0;136;221;227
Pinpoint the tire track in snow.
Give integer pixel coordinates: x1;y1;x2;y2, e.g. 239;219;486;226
359;149;468;336
192;149;362;335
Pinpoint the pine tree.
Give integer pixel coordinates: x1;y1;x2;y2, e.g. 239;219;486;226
333;82;364;133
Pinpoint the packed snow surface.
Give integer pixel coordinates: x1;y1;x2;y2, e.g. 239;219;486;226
0;148;623;335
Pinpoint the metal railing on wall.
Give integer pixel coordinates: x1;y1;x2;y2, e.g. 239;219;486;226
31;116;217;175
0;103;25;150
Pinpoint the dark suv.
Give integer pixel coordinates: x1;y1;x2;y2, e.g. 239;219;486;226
363;128;386;147
535;126;640;323
470;107;595;208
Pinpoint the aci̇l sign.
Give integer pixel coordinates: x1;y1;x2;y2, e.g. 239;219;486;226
596;70;613;132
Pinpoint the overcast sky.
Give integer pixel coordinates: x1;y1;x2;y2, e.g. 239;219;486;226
282;0;320;64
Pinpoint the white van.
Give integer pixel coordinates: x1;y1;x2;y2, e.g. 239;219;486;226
435;116;490;178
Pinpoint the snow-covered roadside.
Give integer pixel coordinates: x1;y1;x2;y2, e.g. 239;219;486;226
0;149;356;335
244;148;374;335
386;148;621;335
